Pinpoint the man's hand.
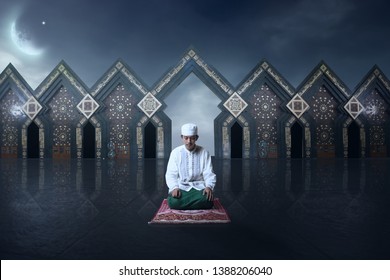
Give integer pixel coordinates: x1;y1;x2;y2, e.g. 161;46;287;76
171;188;181;198
203;187;213;201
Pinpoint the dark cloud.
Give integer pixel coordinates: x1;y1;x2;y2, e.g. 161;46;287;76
3;0;388;88
2;0;390;84
2;0;390;154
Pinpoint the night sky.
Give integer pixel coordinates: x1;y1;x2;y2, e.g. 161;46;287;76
1;0;390;154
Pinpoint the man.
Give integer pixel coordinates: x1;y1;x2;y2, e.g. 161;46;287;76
165;123;216;210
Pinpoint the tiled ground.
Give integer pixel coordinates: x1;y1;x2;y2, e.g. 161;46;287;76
1;158;389;260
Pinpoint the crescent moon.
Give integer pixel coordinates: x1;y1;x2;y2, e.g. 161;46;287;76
10;21;44;56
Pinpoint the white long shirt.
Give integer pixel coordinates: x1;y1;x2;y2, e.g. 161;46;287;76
165;145;216;193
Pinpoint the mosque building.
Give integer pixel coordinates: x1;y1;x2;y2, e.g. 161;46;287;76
1;48;389;159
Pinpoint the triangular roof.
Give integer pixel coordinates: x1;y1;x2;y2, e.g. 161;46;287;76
90;59;149;98
296;60;351;102
151;48;234;101
236;59;295;98
354;65;390;101
34;60;89;101
0;63;34;99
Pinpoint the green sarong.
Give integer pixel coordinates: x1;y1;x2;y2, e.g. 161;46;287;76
168;188;214;210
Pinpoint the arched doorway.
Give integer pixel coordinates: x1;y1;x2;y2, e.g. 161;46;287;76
348;121;360;158
291;122;304;158
231;122;243;158
164;73;221;155
144;122;157;158
27;122;40;158
83;122;96;158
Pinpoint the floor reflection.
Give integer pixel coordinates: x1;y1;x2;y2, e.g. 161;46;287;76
0;158;389;260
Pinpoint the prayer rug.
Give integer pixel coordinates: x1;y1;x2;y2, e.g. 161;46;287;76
148;199;231;224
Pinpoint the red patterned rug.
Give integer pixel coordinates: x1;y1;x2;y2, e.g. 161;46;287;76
149;199;231;224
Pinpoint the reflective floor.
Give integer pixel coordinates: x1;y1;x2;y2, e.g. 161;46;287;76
1;158;389;260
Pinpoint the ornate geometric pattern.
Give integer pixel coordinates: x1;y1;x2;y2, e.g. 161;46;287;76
192;53;233;95
22;96;43;120
2;53;390;159
48;87;77;122
316;124;334;145
0;90;24;123
363;90;387;123
2;125;18;146
53;125;71;146
246;84;282;158
311;87;337;121
307;86;338;155
137;92;162;118
237;68;264;95
223;92;248;118
110;123;129;144
252;85;279;120
286;94;309;119
0;90;23;151
266;65;295;96
77;94;99;119
370;126;385;145
149;199;230;224
102;84;137;158
105;84;134;121
344;96;364;120
257;123;277;144
322;66;349;97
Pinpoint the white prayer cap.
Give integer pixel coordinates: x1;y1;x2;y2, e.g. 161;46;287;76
181;123;198;136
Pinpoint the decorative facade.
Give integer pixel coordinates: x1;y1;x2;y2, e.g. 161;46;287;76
1;49;390;159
